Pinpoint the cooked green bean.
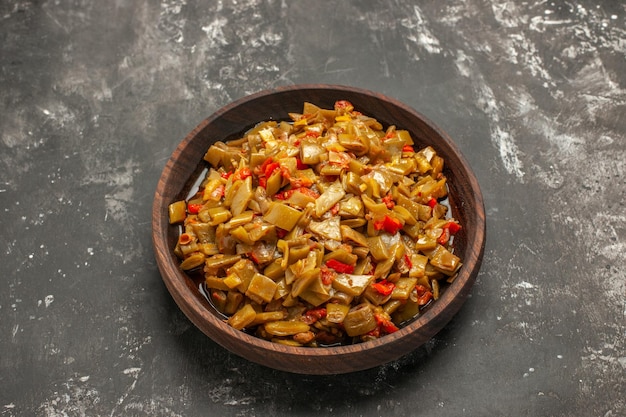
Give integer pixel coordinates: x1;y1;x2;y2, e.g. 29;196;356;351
170;100;463;346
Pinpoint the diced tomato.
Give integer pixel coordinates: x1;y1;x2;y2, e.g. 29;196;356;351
320;266;336;285
302;307;327;324
295;187;319;199
447;221;462;234
372;280;395;296
232;167;252;181
295;158;309;170
280;165;292;180
427;198;438;208
381;215;403;235
220;170;233;179
258;176;267;189
248;252;260;264
402;145;415;153
438;227;451;245
382;193;395;209
403;254;413;269
382;320;399;334
375;314;399;334
373;215;403;235
264;162;280;179
187;203;202;214
415;284;433;306
325;259;354;274
289;175;314;189
438;221;462;245
372;314;400;335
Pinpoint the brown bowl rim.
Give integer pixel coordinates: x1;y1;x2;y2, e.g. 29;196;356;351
152;84;486;374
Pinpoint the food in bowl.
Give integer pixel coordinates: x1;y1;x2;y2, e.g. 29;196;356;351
167;100;462;347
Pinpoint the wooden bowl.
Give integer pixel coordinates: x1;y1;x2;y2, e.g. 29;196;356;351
152;84;486;374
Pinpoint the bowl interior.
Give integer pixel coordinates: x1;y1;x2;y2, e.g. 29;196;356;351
152;84;486;374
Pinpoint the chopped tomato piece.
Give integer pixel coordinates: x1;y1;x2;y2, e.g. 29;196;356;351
446;221;462;234
264;162;280;178
372;280;395;296
232;167;252;181
320;266;336;285
295;158;309;170
377;215;402;235
382;193;395;209
325;259;354;274
403;254;413;269
302;307;327;324
438;227;451;245
415;284;433;306
187;203;202;214
374;313;399;334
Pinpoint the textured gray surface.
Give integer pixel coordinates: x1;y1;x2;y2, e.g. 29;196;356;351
1;1;624;416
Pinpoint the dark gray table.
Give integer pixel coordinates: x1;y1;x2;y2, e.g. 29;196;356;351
1;1;624;416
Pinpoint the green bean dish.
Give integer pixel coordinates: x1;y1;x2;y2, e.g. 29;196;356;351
168;100;462;346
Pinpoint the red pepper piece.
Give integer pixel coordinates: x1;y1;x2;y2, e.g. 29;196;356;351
382;215;403;235
402;145;415;153
280;165;292;180
294;187;319;199
220;170;233;179
258;176;267;189
438;227;451;245
381;320;399;334
232;167;252;181
403;254;413;269
320;266;336;285
187;203;202;214
295;158;309;170
257;158;272;175
374;313;399;334
248;252;260;264
427;198;438;208
302;307;327;324
438;221;462;245
447;221;462;234
289;176;314;189
325;259;354;274
264;161;280;178
372;279;395;296
382;193;395;209
383;131;396;140
415;284;433;306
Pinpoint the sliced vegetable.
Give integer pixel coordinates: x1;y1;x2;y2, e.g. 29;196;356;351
174;100;463;347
